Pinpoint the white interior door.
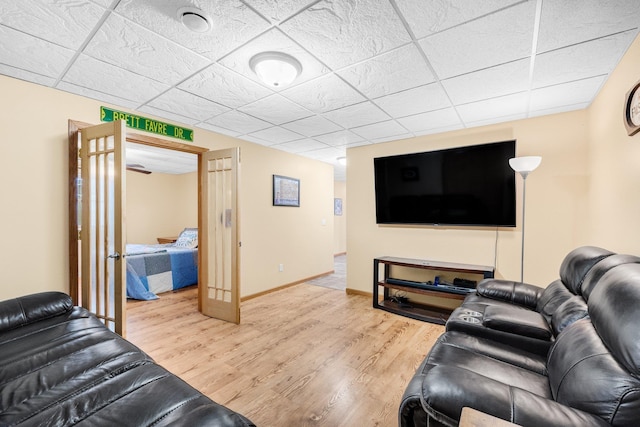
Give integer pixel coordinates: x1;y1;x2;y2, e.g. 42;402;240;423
79;120;127;336
199;148;240;323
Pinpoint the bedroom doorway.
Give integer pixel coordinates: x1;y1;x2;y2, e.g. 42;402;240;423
68;119;242;335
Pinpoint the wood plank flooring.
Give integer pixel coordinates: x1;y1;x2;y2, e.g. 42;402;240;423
126;284;444;427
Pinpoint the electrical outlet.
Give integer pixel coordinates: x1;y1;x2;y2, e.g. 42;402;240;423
279;264;284;272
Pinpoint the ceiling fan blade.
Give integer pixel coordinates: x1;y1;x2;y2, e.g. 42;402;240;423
126;165;152;174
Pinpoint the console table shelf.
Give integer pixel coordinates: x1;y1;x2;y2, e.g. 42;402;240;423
373;256;494;325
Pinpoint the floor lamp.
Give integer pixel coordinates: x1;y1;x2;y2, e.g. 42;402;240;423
509;156;542;283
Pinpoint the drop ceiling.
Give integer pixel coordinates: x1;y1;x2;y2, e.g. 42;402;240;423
1;0;638;180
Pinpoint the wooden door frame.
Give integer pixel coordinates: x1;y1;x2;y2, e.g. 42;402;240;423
68;119;208;306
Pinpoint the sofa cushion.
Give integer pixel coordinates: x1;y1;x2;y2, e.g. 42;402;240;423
550;295;588;335
535;279;575;324
558;246;614;295
475;279;542;308
482;305;552;340
546;318;640;426
0;295;255;427
0;291;72;333
588;263;640;375
580;254;640;302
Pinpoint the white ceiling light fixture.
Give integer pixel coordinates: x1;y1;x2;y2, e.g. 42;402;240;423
337;156;347;166
249;52;302;88
177;7;212;33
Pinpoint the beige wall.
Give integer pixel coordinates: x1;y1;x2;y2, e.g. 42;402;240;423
586;34;640;254
126;171;197;244
0;76;334;300
334;181;347;255
346;112;590;294
346;34;640;295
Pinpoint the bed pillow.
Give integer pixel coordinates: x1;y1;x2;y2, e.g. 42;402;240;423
174;228;198;248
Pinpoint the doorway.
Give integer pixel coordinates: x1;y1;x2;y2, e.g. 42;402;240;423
68;119;242;334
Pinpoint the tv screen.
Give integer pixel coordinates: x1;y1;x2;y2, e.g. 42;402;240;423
374;140;516;227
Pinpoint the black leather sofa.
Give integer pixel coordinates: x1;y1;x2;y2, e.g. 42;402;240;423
0;292;255;427
399;246;640;427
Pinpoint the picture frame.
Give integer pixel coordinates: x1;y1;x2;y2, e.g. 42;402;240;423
623;78;640;136
273;175;300;207
334;198;343;216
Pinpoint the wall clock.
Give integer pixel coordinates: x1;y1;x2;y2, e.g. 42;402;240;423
623;78;640;136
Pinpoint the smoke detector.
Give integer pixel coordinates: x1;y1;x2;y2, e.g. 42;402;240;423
178;7;212;33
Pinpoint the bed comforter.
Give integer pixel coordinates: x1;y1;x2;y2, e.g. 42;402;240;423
126;244;198;300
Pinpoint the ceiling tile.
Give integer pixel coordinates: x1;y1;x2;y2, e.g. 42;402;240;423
127;143;197;175
314;130;364;146
304;146;346;163
247;126;304;144
62;54;170;103
280;0;411;70
281;73;365;113
237;94;312;125
464;113;527;128
145;88;230;122
371;133;413;144
114;0;269;61
536;0;640;53
219;27;330;90
456;92;528;123
137;105;199;126
0;0;105;50
338;44;435;99
374;84;451;117
273;139;330;154
179;63;272;109
442;59;530;105
322;101;390;129
0;25;75;78
91;0;112;7
397;108;462;133
242;0;318;25
414;123;464;137
197;122;242;137
532;31;637;89
350;120;409;140
56;81;139;109
419;1;536;79
0;64;56;86
84;13;210;85
528;102;591;119
529;76;606;112
396;0;522;39
205;110;271;134
281;115;343;137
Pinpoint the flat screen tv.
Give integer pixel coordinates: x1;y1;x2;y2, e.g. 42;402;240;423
374;140;516;227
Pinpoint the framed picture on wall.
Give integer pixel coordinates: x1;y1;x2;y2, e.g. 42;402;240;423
334;198;343;216
273;175;300;207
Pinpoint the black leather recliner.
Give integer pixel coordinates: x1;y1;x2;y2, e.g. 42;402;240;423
0;292;255;427
446;246;618;355
399;248;640;427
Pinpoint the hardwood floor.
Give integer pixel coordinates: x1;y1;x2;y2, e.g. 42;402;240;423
127;284;444;427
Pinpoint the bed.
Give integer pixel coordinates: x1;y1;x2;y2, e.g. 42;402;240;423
126;228;198;301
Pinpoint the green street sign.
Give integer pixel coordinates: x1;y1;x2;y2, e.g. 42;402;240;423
100;106;193;142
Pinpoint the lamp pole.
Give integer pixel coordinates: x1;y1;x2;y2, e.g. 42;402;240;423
509;156;541;284
519;171;529;283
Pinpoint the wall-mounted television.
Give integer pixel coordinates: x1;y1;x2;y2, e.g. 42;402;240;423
374;140;516;227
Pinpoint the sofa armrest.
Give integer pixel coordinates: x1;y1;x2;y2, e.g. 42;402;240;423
476;279;543;309
0;291;73;333
420;365;609;427
482;305;552;340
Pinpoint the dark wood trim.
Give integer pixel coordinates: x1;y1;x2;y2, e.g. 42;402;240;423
67;120;80;305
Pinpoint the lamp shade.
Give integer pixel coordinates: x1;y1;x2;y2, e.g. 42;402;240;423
249;52;302;88
509;156;541;174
